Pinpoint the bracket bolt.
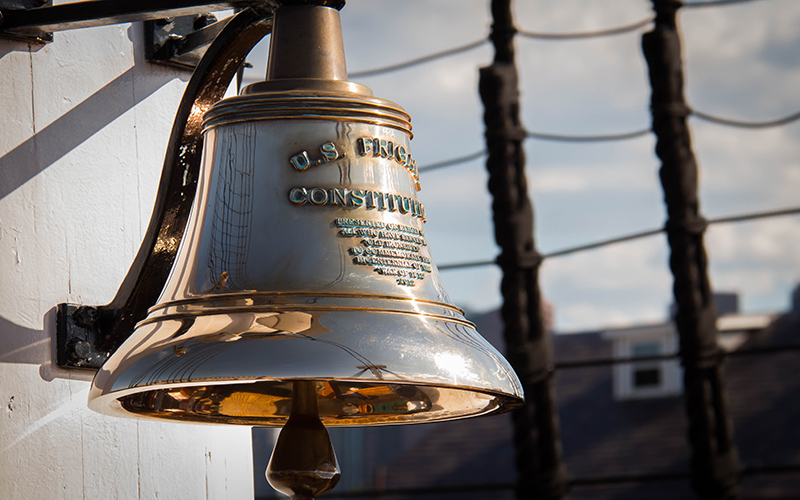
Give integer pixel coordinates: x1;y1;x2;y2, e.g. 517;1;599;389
73;306;98;329
69;339;92;361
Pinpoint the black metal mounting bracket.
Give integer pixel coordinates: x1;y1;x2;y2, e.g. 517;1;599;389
0;0;46;7
0;0;272;43
53;5;277;369
144;13;228;70
0;0;53;43
56;304;110;369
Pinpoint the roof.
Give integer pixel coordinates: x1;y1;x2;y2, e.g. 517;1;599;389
376;310;800;499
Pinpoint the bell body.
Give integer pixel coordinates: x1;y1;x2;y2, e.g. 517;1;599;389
88;84;523;426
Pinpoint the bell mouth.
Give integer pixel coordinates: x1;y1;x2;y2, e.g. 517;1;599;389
88;296;524;426
99;379;522;426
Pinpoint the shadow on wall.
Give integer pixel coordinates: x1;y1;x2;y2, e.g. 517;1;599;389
0;313;49;366
0;308;93;383
0;61;181;201
0;36;46;60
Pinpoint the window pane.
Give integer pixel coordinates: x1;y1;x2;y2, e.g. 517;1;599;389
634;368;661;387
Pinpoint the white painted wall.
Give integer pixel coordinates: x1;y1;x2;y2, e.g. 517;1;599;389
0;18;254;500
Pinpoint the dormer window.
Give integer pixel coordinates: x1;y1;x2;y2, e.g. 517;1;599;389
603;324;682;400
602;311;777;400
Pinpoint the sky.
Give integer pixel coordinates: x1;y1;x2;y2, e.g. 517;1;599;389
242;0;800;332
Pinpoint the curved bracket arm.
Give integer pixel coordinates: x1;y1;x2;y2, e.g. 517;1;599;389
57;6;275;368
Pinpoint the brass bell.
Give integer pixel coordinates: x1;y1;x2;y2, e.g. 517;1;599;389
88;2;522;487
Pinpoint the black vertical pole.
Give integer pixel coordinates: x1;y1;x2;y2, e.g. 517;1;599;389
479;1;567;498
642;1;741;498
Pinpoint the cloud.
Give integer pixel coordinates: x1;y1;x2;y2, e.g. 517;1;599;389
543;237;670;291
708;218;800;262
538;238;674;331
693;125;800;210
682;0;800;115
706;218;800;308
555;302;665;333
529;160;658;194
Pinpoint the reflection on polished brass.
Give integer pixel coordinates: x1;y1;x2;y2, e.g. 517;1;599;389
115;378;515;426
266;5;347;82
90;295;523;425
89;0;523;451
266;381;340;499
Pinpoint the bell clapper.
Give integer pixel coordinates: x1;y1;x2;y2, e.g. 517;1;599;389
266;381;341;499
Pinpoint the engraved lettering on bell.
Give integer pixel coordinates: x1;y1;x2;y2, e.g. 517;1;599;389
289;186;426;221
356;137;420;191
289;141;342;171
289;137;420;192
289;150;311;171
334;218;431;287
